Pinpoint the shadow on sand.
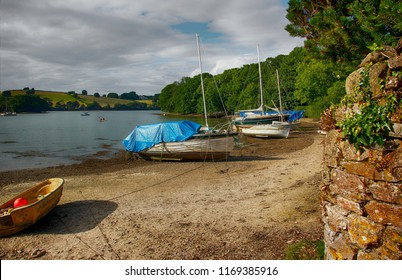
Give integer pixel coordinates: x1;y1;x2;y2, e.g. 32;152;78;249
16;200;118;236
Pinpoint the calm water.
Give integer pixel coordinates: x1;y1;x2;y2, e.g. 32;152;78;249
0;110;217;171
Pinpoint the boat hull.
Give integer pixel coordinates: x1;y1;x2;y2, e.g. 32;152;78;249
139;136;235;161
242;124;290;138
232;114;289;128
0;178;64;237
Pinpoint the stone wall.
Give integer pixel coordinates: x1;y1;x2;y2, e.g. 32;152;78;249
320;40;402;260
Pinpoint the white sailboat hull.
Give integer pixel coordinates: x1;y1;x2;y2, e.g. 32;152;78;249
242;124;290;138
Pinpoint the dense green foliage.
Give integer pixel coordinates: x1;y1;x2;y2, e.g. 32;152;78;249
339;97;399;150
0;95;51;113
286;0;402;62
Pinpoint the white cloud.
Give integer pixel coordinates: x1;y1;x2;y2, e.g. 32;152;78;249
0;0;304;95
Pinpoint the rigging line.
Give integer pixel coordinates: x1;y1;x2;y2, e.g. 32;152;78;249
202;132;232;176
212;75;229;117
108;164;204;201
196;34;209;128
197;36;231;118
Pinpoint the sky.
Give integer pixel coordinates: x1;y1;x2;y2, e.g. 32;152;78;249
0;0;304;95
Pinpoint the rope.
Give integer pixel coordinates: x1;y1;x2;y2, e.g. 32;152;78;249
108;164;204;201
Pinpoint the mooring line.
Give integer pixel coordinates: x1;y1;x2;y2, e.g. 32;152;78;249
108;164;204;201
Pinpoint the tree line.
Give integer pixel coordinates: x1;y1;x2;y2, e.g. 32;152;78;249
0;89;160;113
158;0;401;117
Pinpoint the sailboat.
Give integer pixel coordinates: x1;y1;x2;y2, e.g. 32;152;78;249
122;34;235;161
241;69;290;138
1;97;17;116
241;70;303;138
231;46;288;129
241;123;290;138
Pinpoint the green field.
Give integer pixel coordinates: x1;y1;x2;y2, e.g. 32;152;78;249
7;90;152;108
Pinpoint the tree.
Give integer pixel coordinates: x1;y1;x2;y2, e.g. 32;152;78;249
294;59;348;116
120;91;139;100
11;95;50;113
107;92;119;99
159;83;177;112
87;101;102;110
285;0;402;62
93;92;100;98
82;90;88;95
2;90;11;98
26;88;35;95
66;100;80;110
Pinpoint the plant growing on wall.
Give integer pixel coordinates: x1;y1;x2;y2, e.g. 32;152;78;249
338;62;400;151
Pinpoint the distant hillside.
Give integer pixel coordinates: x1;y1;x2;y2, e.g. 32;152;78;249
2;89;157;111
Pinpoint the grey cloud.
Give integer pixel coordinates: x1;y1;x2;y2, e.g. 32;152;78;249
0;0;303;95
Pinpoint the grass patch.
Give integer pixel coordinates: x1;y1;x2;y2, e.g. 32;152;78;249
285;240;325;260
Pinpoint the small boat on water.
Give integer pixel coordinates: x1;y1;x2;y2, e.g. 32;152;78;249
81;112;90;116
0;178;64;237
0;111;17;116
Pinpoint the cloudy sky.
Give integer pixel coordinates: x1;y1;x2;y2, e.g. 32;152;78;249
0;0;304;95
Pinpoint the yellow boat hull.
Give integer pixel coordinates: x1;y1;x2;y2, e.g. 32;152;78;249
0;178;64;237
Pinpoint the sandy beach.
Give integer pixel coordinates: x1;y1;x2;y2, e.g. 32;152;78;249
0;119;324;260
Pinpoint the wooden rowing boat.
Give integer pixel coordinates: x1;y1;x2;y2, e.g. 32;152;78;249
0;178;64;237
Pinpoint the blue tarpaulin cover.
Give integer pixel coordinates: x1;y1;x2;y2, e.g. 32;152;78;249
284;110;304;122
239;110;304;122
122;120;201;152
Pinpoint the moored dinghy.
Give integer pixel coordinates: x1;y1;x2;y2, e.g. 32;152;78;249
0;178;64;237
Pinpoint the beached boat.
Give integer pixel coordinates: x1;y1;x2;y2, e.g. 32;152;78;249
232;46;289;128
0;178;64;237
241;123;290;138
240;69;303;139
232;49;305;129
123;120;235;161
123;35;235;161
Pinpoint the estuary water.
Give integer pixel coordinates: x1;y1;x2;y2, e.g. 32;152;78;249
0;110;212;172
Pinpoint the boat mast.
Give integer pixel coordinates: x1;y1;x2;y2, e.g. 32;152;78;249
196;34;209;128
257;45;264;112
276;69;284;121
